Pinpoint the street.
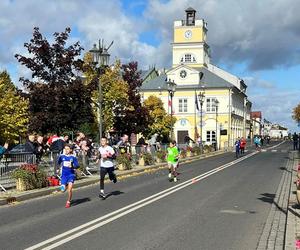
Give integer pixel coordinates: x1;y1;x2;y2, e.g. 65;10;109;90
0;141;291;250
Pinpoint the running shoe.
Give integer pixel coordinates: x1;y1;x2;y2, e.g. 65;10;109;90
99;191;107;199
65;201;71;208
168;173;172;179
174;177;177;182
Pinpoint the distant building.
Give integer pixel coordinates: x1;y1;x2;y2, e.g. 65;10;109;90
251;111;262;136
140;8;252;148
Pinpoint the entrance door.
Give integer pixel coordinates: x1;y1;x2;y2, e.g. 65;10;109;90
177;130;189;144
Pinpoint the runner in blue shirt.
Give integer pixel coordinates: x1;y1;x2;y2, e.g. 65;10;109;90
57;144;79;208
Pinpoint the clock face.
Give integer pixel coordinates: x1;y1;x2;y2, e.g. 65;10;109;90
184;30;192;39
180;70;187;79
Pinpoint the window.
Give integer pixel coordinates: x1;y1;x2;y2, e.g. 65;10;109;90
206;131;216;143
206;98;217;112
179;99;188;113
180;54;197;63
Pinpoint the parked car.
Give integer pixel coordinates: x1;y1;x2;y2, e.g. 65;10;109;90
8;144;26;154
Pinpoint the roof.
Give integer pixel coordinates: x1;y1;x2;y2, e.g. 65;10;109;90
140;68;153;81
141;66;234;91
251;111;262;119
186;7;196;12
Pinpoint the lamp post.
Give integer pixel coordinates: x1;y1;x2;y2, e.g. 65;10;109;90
89;40;112;143
198;87;205;151
214;99;219;150
166;79;176;139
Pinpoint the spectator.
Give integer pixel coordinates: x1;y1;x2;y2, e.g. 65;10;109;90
25;134;38;163
240;137;246;155
116;134;131;155
184;135;195;146
136;137;147;155
293;132;299;150
36;135;45;163
0;142;8;157
234;138;241;158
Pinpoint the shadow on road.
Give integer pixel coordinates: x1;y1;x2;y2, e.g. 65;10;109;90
71;197;91;206
106;190;124;199
258;193;286;215
279;166;292;173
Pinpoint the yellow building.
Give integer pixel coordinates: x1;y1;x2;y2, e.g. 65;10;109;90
141;8;252;148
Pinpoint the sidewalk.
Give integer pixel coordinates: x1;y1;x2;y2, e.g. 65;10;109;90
285;151;300;250
0;149;227;206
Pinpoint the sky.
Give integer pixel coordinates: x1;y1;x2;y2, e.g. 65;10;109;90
0;0;299;132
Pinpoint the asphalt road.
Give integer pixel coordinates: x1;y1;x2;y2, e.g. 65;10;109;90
0;141;292;250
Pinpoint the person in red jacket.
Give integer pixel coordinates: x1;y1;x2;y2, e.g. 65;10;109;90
240;137;246;155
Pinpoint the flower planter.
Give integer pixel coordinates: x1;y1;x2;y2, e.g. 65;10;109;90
118;163;127;171
16;178;28;191
138;157;145;166
186;151;193;157
297;190;300;204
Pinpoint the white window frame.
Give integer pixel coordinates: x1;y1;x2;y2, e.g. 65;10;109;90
180;53;197;63
179;98;188;113
206;131;216;143
206;97;217;112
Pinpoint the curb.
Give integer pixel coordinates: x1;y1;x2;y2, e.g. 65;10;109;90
0;149;227;206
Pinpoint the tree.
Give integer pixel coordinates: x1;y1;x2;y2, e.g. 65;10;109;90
0;71;29;143
292;103;300;123
143;95;176;139
113;62;149;135
15;27;94;134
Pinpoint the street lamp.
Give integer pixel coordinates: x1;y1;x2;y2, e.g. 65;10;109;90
89;39;112;143
166;79;176;139
214;99;219;150
198;87;205;151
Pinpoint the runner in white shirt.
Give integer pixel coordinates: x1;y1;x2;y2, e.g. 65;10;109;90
97;137;117;199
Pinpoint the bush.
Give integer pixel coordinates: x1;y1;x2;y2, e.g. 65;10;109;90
180;148;187;158
140;152;154;165
12;164;48;190
193;146;201;155
155;150;167;161
186;146;195;153
116;153;132;170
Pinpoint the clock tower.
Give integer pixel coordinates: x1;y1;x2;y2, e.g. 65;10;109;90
172;8;210;68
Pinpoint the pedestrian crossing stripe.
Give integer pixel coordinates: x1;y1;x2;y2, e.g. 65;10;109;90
231;149;288;153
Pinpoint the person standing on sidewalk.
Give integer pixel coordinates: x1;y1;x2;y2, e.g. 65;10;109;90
0;142;8;157
293;132;299;150
97;137;117;199
57;144;80;208
240;137;246;155
167;140;179;182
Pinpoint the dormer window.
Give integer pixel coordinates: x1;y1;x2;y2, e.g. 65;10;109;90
180;54;197;63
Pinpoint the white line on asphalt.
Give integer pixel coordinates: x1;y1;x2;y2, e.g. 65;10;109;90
26;151;259;250
271;150;277;152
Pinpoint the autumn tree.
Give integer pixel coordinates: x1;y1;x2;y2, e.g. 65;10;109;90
292;103;300;123
143;95;176;140
112;61;149;135
0;71;29;143
15;27;94;135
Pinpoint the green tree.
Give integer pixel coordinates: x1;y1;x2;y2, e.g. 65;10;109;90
143;95;176;139
0;71;29;143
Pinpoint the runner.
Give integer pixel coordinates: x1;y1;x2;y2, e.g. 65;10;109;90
57;144;79;208
97;137;117;199
234;138;241;158
167;140;179;182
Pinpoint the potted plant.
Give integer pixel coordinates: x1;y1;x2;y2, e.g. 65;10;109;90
203;145;210;153
186;146;194;157
193;146;201;155
116;153;132;170
180;148;187;159
155;150;166;163
11;164;48;191
139;152;154;166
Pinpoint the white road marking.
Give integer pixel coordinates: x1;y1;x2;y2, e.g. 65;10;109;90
26;151;258;250
271;150;277;152
29;142;287;250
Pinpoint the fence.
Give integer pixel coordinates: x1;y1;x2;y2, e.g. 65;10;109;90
0;153;37;192
0;143;219;192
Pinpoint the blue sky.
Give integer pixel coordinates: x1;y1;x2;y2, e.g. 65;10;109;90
0;0;299;132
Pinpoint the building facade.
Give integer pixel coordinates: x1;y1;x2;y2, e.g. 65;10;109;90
141;8;252;148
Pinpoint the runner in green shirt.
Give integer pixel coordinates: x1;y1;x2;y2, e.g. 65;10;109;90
167;140;179;182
